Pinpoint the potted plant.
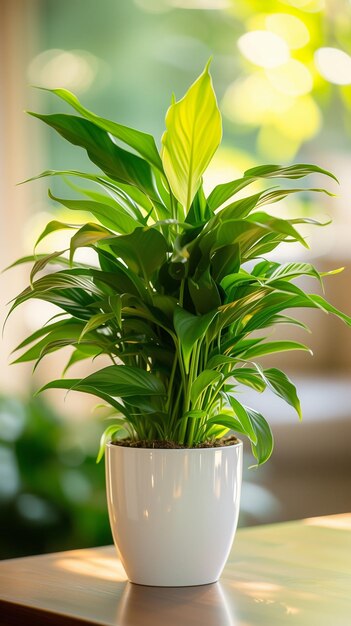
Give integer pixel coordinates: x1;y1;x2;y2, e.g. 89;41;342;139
7;61;351;586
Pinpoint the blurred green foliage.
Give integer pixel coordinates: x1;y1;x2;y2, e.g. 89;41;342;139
0;394;111;559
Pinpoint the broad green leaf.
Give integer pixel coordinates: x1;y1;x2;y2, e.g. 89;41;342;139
208;178;258;211
188;269;221;314
256;187;334;207
244;407;274;466
35;221;77;250
207;407;274;465
62;176;146;226
307;294;351;326
211;244;240;282
231;368;266;392
28;112;160;202
186;185;213;225
261;367;302;419
100;227;168;279
222;337;265;358
265;262;322;284
94;248;147;298
247;212;308;248
190;370;223;405
214;287;269;335
11;321;85;363
206;354;238;369
242;340;312;360
68;223;113;263
244;163;338;182
211;221;271;258
48;190;138;234
39;87;163;172
173;307;217;373
22;169;151;222
162;61;222;210
227;395;257;444
215;192;265;222
37;379;128;415
12;318;73;352
32;337;108;372
8;270;101;317
39;365;166;398
207;163;337;211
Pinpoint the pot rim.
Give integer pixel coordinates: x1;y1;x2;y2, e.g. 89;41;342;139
106;439;243;452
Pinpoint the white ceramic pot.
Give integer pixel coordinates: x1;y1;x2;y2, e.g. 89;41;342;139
105;440;243;587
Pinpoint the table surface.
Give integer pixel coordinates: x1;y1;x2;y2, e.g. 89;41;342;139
0;513;350;626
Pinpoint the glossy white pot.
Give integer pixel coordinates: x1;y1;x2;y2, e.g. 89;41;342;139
105;440;243;587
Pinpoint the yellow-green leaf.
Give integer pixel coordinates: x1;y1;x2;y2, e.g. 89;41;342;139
161;61;222;211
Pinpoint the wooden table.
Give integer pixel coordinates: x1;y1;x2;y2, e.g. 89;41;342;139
0;513;350;625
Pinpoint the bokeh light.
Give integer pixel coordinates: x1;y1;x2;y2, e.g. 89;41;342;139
315;47;351;85
265;13;310;49
237;30;290;68
27;49;101;92
266;59;313;96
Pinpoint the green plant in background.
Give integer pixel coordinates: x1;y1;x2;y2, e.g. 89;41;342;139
7;62;351;465
0;394;110;559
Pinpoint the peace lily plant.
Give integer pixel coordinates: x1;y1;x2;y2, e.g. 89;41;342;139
9;62;351;468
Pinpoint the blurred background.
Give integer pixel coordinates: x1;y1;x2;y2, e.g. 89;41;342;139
1;0;351;560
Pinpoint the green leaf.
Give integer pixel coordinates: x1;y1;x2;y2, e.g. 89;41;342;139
211;243;240;282
63;174;148;226
34;221;78;250
207;407;274;465
8;270;101;318
30;250;67;285
247;212;308;248
48;190;138;234
231;368;266;392
208;178;258;211
22;169;151;222
108;294;122;327
96;423;125;463
28;112;160;202
265;262;322;284
100;227;168;279
188;269;222;314
190;370;223;405
39;87;163;172
186;185;213;225
242;340;312;360
207;163;337;211
227;395;257;444
307;294;351;326
244;163;338;182
40;365;166;398
261;367;302;419
161;60;222;210
63;344;102;375
68;222;113;263
245;407;274;466
79;312;115;340
206;354;238;369
173;307;217;373
12;321;85;363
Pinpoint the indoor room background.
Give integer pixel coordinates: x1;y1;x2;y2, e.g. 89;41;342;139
1;0;350;560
